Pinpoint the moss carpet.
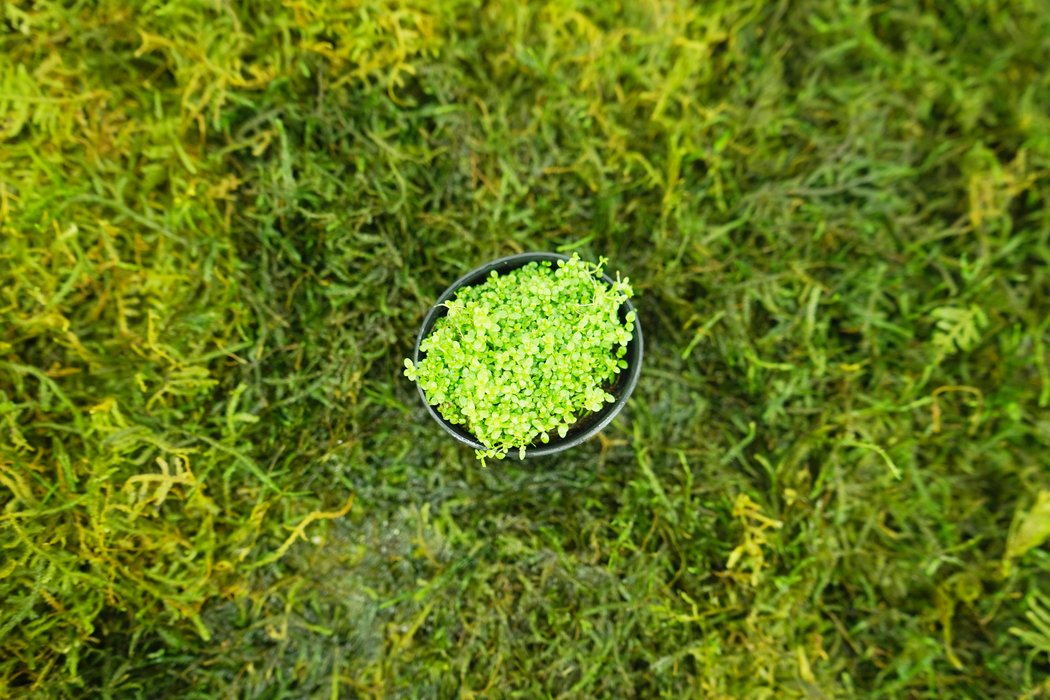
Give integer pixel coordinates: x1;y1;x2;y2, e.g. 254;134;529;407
2;0;1050;697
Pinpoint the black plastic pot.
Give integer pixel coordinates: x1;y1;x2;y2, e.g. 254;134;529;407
412;252;644;458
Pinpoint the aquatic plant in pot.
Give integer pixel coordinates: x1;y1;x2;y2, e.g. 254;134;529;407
404;252;643;463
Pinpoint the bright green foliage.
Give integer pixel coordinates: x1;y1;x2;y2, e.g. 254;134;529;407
1012;592;1050;686
405;254;634;461
0;0;439;693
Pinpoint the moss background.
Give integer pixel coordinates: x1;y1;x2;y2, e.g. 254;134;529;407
2;0;1050;697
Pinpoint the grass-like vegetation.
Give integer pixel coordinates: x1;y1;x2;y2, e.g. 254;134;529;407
2;0;1050;697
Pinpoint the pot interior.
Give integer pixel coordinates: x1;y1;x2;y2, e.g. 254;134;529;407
413;252;643;457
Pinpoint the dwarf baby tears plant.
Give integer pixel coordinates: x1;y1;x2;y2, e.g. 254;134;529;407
405;254;635;463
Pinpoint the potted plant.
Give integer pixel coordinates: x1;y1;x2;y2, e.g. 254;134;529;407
404;252;643;463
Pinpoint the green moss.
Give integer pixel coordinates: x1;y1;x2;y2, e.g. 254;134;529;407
2;0;1050;697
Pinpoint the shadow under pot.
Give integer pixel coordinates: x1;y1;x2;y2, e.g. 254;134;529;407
411;252;644;458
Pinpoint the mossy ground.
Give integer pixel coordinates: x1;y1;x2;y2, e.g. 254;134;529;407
2;0;1050;697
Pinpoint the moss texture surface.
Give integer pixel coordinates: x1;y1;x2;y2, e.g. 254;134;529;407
2;0;1050;697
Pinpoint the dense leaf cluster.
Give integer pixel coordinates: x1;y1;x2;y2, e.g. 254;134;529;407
405;255;635;461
